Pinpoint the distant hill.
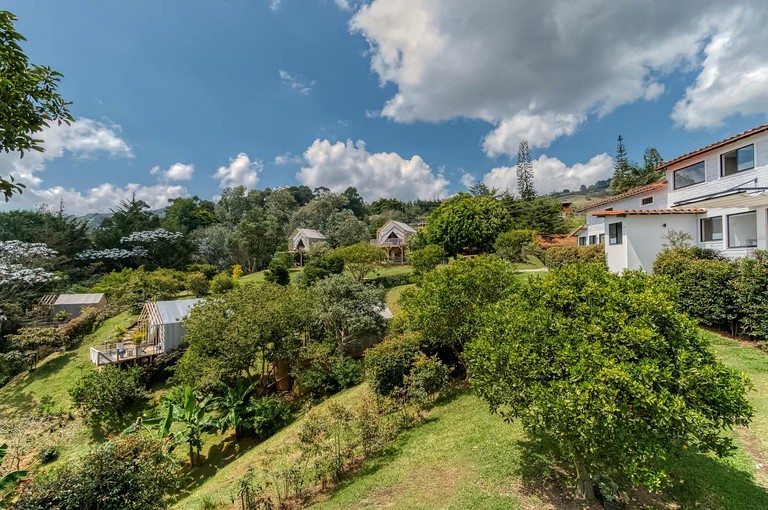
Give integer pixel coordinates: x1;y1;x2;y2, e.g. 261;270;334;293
548;178;612;210
77;208;167;229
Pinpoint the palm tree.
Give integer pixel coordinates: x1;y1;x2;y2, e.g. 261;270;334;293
216;380;257;441
0;443;27;500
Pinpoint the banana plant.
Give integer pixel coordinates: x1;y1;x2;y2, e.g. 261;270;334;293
169;386;216;467
0;443;27;497
216;380;258;441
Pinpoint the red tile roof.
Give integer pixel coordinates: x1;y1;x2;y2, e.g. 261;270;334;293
590;208;706;217
575;180;667;213
659;123;768;170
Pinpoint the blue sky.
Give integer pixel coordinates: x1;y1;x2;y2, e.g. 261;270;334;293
2;0;768;213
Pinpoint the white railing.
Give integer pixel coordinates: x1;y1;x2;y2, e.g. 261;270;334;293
89;343;163;366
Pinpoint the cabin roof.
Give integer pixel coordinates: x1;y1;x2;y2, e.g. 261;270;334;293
293;228;326;240
54;293;105;305
151;299;203;325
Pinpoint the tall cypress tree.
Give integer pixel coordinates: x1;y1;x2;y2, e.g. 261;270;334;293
610;135;633;194
516;140;536;200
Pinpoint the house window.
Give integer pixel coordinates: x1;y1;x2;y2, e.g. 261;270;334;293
674;161;706;189
700;217;723;242
578;236;586;246
589;235;597;245
727;212;758;248
641;196;654;206
599;234;605;244
605;207;613;211
608;222;623;245
721;144;755;177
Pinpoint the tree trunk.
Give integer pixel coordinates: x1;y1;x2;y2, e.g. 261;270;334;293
574;459;595;500
189;444;195;467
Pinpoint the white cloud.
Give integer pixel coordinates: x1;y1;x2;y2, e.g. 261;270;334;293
483;153;614;196
334;0;352;11
274;152;303;165
269;0;282;12
350;0;768;152
297;139;449;201
213;153;262;189
278;69;315;95
460;172;476;189
150;162;194;182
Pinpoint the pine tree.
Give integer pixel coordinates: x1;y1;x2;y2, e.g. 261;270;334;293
610;135;633;194
516;140;536;200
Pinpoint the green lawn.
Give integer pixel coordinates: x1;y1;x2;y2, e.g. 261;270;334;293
510;255;546;271
386;284;414;316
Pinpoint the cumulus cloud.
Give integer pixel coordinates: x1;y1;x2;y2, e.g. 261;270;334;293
351;0;768;153
483;153;614;196
279;69;315;95
213;153;262;189
274;152;303;165
150;162;194;182
297;139;449;201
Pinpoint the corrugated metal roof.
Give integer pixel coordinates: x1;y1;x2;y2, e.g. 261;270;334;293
390;220;416;233
54;293;105;305
295;228;326;240
153;298;203;325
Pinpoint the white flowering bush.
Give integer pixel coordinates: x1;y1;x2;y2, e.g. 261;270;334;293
75;247;149;262
120;229;182;244
0;240;58;266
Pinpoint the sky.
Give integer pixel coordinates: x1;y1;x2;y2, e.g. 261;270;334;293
2;0;768;215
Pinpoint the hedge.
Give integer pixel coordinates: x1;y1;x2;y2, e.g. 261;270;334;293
543;245;605;269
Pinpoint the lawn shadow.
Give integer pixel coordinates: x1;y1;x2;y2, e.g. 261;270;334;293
177;434;259;495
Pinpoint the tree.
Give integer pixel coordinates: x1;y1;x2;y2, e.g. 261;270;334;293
69;366;148;428
400;255;521;373
325;209;369;247
493;229;536;262
610;137;664;194
516;140;536;200
92;197;160;250
332;242;386;282
422;194;511;257
342;186;367;219
264;256;290;286
408;244;445;276
300;252;344;287
370;198;406;215
0;10;74;200
162;196;216;235
466;264;753;500
191;223;233;269
610;135;633;194
503;195;568;235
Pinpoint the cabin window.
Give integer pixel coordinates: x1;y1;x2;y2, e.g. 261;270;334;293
721;144;755;177
674;161;705;189
641;196;654;206
609;222;623;245
700;216;723;242
727;212;758;248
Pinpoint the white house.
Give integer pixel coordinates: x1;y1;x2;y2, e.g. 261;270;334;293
371;220;416;264
579;123;768;272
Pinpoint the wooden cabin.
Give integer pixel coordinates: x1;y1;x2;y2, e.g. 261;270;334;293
370;220;416;264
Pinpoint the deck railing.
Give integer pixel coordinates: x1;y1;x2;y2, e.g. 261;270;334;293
89;343;163;366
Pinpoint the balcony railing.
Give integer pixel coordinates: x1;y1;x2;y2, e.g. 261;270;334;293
371;238;405;247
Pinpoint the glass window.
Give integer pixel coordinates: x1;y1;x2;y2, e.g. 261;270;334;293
599;234;605;244
641;196;654;206
727;212;757;248
578;236;586;246
674;161;706;189
609;222;623;245
589;235;597;245
721;144;755;177
700;217;723;242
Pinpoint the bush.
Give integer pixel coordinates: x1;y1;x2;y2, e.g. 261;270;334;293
405;354;450;407
209;271;235;294
69;366;148;427
138;345;187;387
676;259;738;329
543;245;605;269
92;267;185;313
367;272;413;288
300;254;344;287
251;396;291;441
15;434;176;510
186;263;218;279
734;251;768;338
265;257;290;286
494;229;536;262
36;445;59;464
364;335;421;396
184;271;209;297
408;244;445;276
292;343;362;397
59;307;108;348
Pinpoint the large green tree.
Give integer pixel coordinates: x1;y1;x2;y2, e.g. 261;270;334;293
466;264;753;500
332;242;386;282
0;10;73;200
422;194;511;257
92;197;160;250
610;135;664;194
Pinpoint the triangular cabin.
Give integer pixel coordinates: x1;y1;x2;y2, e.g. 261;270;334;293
89;298;202;366
371;220;416;264
288;228;327;265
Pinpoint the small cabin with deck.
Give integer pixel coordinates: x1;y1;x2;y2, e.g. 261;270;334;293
370;220;416;264
288;228;327;266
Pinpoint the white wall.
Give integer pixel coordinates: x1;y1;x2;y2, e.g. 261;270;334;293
584;185;669;244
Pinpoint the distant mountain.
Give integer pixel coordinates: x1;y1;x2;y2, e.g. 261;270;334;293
76;208;167;229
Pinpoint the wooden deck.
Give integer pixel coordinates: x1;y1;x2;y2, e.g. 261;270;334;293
89;343;163;366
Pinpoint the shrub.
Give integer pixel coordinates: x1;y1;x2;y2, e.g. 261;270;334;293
734;251;768;338
209;271;235;294
367;272;413;288
59;307;107;348
69;366;148;427
92;267;185;313
265;257;290;286
543;245;605;269
408;244;445;276
6;327;67;360
251;396;291;441
494;229;536;262
676;259;738;329
300;253;344;287
364;335;421;396
405;354;450;407
184;271;209;297
186;263;218;279
15;434;176;510
36;445;59;464
292;343;362;397
138;345;186;386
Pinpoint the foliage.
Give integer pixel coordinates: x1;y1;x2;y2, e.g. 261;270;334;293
300;252;344;287
399;255;521;372
69;366;147;427
662;228;694;249
364;335;421;396
311;274;387;349
91;197;160;251
264;256;290;286
610;135;664;194
6;327;67;360
516;140;536;200
176;283;314;390
185;271;210;297
91;266;184;312
325;208;368;247
292;342;362;397
58;306;106;344
422;194;511;257
466;264;753;499
216;380;258;441
187;263;218;280
14;434;176;510
504;195;569;235
408;244;445;276
0;10;73;200
332;242;386;282
404;353;450;408
733;251;768;339
209;271;236;294
166;385;217;466
0;208;91;260
162;196;216;235
0;442;27;499
542;244;605;269
251;396;291;441
494;229;536;262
